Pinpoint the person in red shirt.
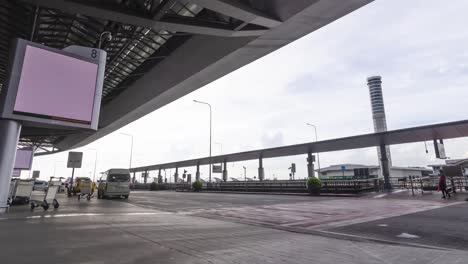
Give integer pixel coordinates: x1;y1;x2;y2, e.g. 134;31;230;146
438;170;451;199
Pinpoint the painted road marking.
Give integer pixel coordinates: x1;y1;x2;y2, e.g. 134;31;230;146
0;212;173;220
397;233;420;239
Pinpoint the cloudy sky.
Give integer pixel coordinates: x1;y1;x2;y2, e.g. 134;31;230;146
32;0;468;182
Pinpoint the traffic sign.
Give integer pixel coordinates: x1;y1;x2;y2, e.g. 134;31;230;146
32;170;40;179
212;165;222;173
67;152;83;168
12;169;21;177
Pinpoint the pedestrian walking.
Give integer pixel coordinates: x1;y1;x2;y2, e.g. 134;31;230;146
438;170;451;199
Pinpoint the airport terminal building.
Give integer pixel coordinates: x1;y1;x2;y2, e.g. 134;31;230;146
318;164;432;180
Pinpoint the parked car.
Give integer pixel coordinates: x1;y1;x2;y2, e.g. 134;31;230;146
72;177;95;195
33;180;48;192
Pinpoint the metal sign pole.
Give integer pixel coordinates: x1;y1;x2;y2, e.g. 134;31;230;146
68;167;75;197
71;167;75;185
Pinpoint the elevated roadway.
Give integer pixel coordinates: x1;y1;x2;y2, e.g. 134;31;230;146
130;119;468;172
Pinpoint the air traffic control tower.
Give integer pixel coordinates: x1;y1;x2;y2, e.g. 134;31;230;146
367;76;392;175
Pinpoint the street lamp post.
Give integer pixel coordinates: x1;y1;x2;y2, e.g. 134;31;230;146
98;31;112;49
306;123;321;175
243;166;246;181
120;133;134;169
193;100;212;182
88;148;98;182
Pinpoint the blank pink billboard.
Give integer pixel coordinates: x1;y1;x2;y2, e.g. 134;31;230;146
13;45;98;123
14;149;33;170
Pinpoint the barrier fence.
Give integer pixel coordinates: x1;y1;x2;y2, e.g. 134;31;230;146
131;176;468;195
175;179;377;194
389;176;468;193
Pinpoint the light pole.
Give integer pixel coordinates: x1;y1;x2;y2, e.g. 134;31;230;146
98;31;112;49
120;133;134;169
243;166;246;181
306;123;321;175
88;148;98;182
193;100;212;182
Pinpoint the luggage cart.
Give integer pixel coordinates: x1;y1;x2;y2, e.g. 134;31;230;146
30;177;61;211
10;179;34;205
78;181;92;201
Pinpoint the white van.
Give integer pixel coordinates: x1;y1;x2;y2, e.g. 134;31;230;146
97;169;131;199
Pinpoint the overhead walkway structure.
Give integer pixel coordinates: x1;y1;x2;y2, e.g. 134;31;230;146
130;119;468;188
0;0;374;153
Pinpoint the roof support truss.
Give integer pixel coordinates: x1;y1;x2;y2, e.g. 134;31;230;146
190;0;282;28
20;0;268;37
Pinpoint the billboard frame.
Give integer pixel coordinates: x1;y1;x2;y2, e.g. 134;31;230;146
0;38;105;130
14;147;34;170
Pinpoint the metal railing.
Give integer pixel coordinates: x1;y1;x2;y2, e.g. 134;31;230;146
199;179;377;194
389;176;468;194
131;182;178;190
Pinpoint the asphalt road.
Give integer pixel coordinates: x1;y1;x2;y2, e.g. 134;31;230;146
329;201;468;250
1;191;467;263
124;190;335;211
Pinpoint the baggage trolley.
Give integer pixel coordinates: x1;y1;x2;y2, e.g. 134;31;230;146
30;177;61;211
78;181;93;201
11;179;34;205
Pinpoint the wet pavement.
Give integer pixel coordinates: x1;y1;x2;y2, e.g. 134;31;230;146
328;200;468;250
1;190;467;263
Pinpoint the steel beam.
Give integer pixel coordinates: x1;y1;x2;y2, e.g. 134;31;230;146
20;0;267;37
152;0;178;20
191;0;282;28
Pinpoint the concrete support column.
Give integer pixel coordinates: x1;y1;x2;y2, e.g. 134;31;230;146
143;170;148;184
0;119;22;213
222;160;228;182
196;163;200;181
174;167;179;183
307;153;315;178
158;169;163;184
380;144;392;190
258;156;264;181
